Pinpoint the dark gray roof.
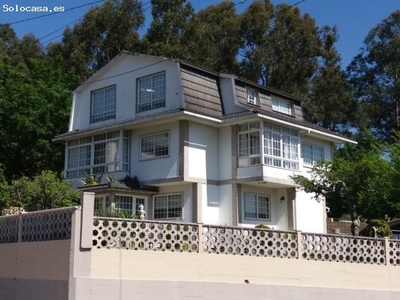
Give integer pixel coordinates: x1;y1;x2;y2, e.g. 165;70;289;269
53;108;184;141
78;182;158;193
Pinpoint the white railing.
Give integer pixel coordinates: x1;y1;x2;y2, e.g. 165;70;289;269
92;217;400;267
0;207;77;243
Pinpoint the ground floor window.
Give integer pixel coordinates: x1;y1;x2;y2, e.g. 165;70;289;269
94;194;147;218
244;193;270;221
154;193;182;219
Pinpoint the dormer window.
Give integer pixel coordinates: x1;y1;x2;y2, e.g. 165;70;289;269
137;72;166;112
246;88;258;105
91;86;116;123
272;98;292;115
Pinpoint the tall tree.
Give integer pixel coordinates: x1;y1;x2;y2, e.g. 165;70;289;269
182;1;240;74
347;10;400;142
53;0;145;82
304;26;356;132
292;131;397;222
239;1;321;97
142;0;194;58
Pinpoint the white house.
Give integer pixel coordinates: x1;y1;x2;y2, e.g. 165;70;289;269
54;51;355;233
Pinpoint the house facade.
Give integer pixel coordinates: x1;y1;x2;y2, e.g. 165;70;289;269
54;52;354;233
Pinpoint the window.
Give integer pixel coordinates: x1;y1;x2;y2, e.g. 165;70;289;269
94;195;110;216
272;98;292;115
137;72;166;112
237;122;299;170
238;122;261;167
263;123;299;170
154;194;182;219
246;89;258;105
66;130;130;179
140;131;169;160
115;195;134;216
244;193;270;221
91;86;116;123
302;143;324;167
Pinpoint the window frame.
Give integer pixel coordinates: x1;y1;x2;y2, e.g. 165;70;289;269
243;192;271;221
153;193;183;220
246;88;259;105
237;121;300;170
139;131;170;161
65;130;130;179
271;98;292;115
90;85;116;123
302;143;324;167
136;72;166;112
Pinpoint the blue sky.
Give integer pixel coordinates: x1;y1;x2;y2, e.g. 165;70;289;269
1;0;399;68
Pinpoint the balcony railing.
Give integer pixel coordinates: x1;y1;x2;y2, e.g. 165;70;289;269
92;217;400;267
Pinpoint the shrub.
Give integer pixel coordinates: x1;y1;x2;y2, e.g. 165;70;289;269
360;219;392;238
255;224;270;229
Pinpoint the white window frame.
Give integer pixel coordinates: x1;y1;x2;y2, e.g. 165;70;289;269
91;85;116;123
263;123;299;170
140;131;169;160
243;193;271;221
237;121;299;170
137;72;166;112
153;193;183;220
238;122;261;167
302;143;324;167
246;88;258;105
94;195;110;216
66;130;130;179
272;98;292;115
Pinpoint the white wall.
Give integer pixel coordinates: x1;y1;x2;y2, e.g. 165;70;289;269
187;122;219;181
218;185;233;226
240;185;288;230
295;190;326;233
201;184;220;225
132;122;180;182
218;126;232;181
71;55;183;131
156;184;193;223
219;77;243;114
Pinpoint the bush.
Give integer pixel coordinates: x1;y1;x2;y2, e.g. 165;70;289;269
360;219;392;238
255;224;270;229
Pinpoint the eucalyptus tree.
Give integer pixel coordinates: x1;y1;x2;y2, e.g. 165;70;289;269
182;1;241;74
304;26;356;132
53;0;145;82
239;1;321;98
142;0;194;58
347;10;400;142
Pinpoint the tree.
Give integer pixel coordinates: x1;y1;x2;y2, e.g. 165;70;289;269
7;170;79;212
304;26;356;132
239;1;321;97
54;0;145;82
292;131;397;224
142;0;194;58
347;10;400;143
0;55;72;180
182;1;240;74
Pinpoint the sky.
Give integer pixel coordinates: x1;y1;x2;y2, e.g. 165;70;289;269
0;0;399;68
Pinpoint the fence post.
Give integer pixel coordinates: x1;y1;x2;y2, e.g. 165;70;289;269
297;230;302;259
18;213;23;243
80;192;94;249
198;223;203;253
384;237;390;265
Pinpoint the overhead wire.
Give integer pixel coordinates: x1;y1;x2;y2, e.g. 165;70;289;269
40;0;151;45
0;0;105;27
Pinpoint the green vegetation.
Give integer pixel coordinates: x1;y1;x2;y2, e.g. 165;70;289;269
1;2;400;219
